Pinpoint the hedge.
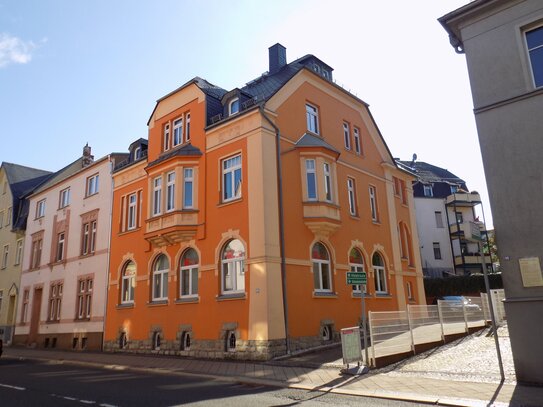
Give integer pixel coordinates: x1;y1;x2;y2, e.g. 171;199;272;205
424;273;503;298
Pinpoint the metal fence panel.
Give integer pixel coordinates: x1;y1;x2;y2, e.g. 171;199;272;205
408;305;442;345
438;300;468;335
369;311;411;361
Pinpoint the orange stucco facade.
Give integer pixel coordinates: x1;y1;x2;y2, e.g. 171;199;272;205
104;57;425;359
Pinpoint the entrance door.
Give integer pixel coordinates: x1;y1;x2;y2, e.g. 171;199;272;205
29;288;42;345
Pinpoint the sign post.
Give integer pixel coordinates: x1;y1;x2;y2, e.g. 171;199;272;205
345;272;369;368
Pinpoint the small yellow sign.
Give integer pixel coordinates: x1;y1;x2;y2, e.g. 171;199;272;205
519;257;543;287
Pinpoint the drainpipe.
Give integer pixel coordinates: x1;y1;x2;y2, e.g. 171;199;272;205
259;104;290;355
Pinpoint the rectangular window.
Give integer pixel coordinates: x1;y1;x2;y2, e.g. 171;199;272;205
180;265;198;297
435;211;444;228
450;185;459;194
183;168;193;209
222;155;242;202
59;188;70;208
353;127;361;155
76;278;93;320
15;239;23;265
31;237;42;269
185;113;191;142
323;162;332;202
0;290;3;313
343;122;351;150
81;220;97;255
1;244;8;269
526;26;543;88
305;159;317;200
21;289;29;323
369;185;378;222
127;193;137;230
56;232;65;262
407;282;413;300
455;211;463;223
152;177;162;216
306;103;319;134
173;117;183;146
6;207;11;226
166;171;176;212
36;199;46;218
164;123;170;151
393;177;401;196
347;178;357;216
433;242;442;260
400;179;408;205
423;185;433;197
48;282;63;321
86;174;99;196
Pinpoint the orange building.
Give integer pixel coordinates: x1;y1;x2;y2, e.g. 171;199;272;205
104;44;425;359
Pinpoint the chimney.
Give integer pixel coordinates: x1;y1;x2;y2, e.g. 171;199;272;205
269;43;287;75
82;143;94;167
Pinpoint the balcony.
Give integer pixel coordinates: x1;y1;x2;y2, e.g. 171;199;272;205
449;221;485;240
303;201;341;238
144;211;198;247
454;254;492;266
445;191;481;207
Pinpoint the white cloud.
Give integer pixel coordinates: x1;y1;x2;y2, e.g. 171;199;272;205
0;33;37;68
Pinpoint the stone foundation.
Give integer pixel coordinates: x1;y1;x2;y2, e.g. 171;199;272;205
13;332;103;351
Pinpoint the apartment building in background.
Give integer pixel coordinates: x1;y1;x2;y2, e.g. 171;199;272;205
440;0;543;384
13;146;127;350
0;163;51;344
104;44;425;360
398;159;490;278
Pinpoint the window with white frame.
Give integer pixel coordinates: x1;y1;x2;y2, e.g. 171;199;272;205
455;211;463;224
353;127;361;155
305;159;317;201
450;184;459;194
30;235;43;269
343;122;351;150
222;155;242;202
152;177;162;216
121;261;136;304
166;171;175;212
152;254;169;301
21;289;29;323
36;199;46;218
76;277;93;320
369;185;378;222
373;252;387;294
526;26;543;88
435;211;444;228
185;113;191;141
407;281;414;300
179;248;198;297
1;244;8;269
229;98;240;116
349;248;366;294
127;192;138;230
81;220;97;255
48;282;63;321
306;104;319;134
0;211;3;228
164;123;170;151
433;242;442;260
183;168;193;209
323;162;332;202
221;239;245;294
423;184;433;197
134;146;142;160
86;174;99;196
14;238;23;265
312;242;332;292
173;117;183;147
56;232;65;262
347;177;357;216
6;207;11;226
59;188;70;208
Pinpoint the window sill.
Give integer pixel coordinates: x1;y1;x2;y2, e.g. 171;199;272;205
372;220;381;226
216;292;246;301
46;320;60;324
79;253;96;260
117;303;135;309
84;193;99;200
217;198;243;208
313;291;338;298
74;318;91;322
147;300;169;307
119;227;141;236
375;293;392;298
349;214;360;220
175;296;200;304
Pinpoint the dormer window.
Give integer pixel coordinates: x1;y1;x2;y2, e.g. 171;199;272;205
134;146;142;160
450;184;459;193
313;64;321;73
423;184;433;197
229;98;240;116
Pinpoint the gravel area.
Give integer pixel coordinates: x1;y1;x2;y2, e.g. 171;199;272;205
375;324;516;384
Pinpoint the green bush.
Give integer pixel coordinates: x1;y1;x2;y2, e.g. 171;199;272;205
424;273;503;299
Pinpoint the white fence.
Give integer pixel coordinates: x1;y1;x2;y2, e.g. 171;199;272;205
367;293;505;366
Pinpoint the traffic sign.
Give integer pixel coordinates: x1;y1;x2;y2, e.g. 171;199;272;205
346;271;367;285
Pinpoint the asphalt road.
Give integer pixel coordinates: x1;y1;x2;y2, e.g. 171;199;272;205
0;357;422;406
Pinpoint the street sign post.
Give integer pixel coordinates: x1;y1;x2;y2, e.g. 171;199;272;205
345;271;369;369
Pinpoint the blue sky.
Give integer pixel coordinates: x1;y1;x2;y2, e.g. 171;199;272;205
0;1;491;225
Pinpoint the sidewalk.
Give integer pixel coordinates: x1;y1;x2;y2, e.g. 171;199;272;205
4;346;543;407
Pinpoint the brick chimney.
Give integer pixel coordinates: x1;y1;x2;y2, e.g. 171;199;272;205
269;43;287;75
82;143;94;167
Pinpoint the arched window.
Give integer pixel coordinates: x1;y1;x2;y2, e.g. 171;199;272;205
152;331;161;350
180;248;199;298
349;248;366;294
322;325;332;341
180;331;191;351
121;261;136;304
373;253;387;294
228;98;240;116
152;254;169;301
226;331;236;351
119;332;128;349
312;242;332;292
221;239;245;294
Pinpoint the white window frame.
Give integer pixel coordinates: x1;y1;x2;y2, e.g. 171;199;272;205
6;207;11;226
164;123;171;151
350;250;366;294
305;159;317;201
152;177;162;216
152;256;169;301
407;282;413;300
183;168;194;209
166;171;176;212
185;113;191;142
222;155;242;202
306;103;319;134
221;240;245;294
15;238;23;265
312;244;332;293
323;162;332;202
369;185;378;222
134;146;142;160
56;232;65;262
435;211;444;228
0;211;3;228
526;25;543;88
127;193;137;230
228;98;240;116
373;257;387;294
433;242;442;260
347;178;356;216
86;174;99;196
121;262;136;304
76;278;93;319
343;122;351;150
173;117;183;146
1;244;8;269
59;188;70;208
179;249;199;298
36;199;46;218
423;184;433;197
353;127;361;155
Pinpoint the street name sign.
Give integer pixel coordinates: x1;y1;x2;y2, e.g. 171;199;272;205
346;271;367;285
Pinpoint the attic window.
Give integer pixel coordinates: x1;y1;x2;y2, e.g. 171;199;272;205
322;70;330;80
134;146;142;160
229;98;240;116
313;64;321;73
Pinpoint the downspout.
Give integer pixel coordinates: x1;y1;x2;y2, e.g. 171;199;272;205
259;104;290;355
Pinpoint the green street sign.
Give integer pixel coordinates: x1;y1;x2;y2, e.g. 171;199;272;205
346;271;367;285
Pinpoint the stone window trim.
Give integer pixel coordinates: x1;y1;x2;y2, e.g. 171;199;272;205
121;190;142;232
177;325;193;351
75;275;94;321
120;259;136;305
50;215;69;265
80;209;99;257
47;280;63;323
29;230;44;270
150;253;170;302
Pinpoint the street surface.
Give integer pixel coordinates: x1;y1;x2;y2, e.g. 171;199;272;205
0;358;419;406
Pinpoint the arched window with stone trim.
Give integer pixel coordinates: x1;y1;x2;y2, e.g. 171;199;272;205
221;239;245;294
152;254;169;301
179;248;199;298
349;248;366;294
121;261;136;304
373;252;387;294
312;242;332;292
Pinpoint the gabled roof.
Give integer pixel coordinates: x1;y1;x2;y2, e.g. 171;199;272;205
32;157;87;196
398;160;465;185
295;132;340;155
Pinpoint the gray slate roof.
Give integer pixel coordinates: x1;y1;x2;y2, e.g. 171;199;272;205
398;160;465;184
295;133;340;154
